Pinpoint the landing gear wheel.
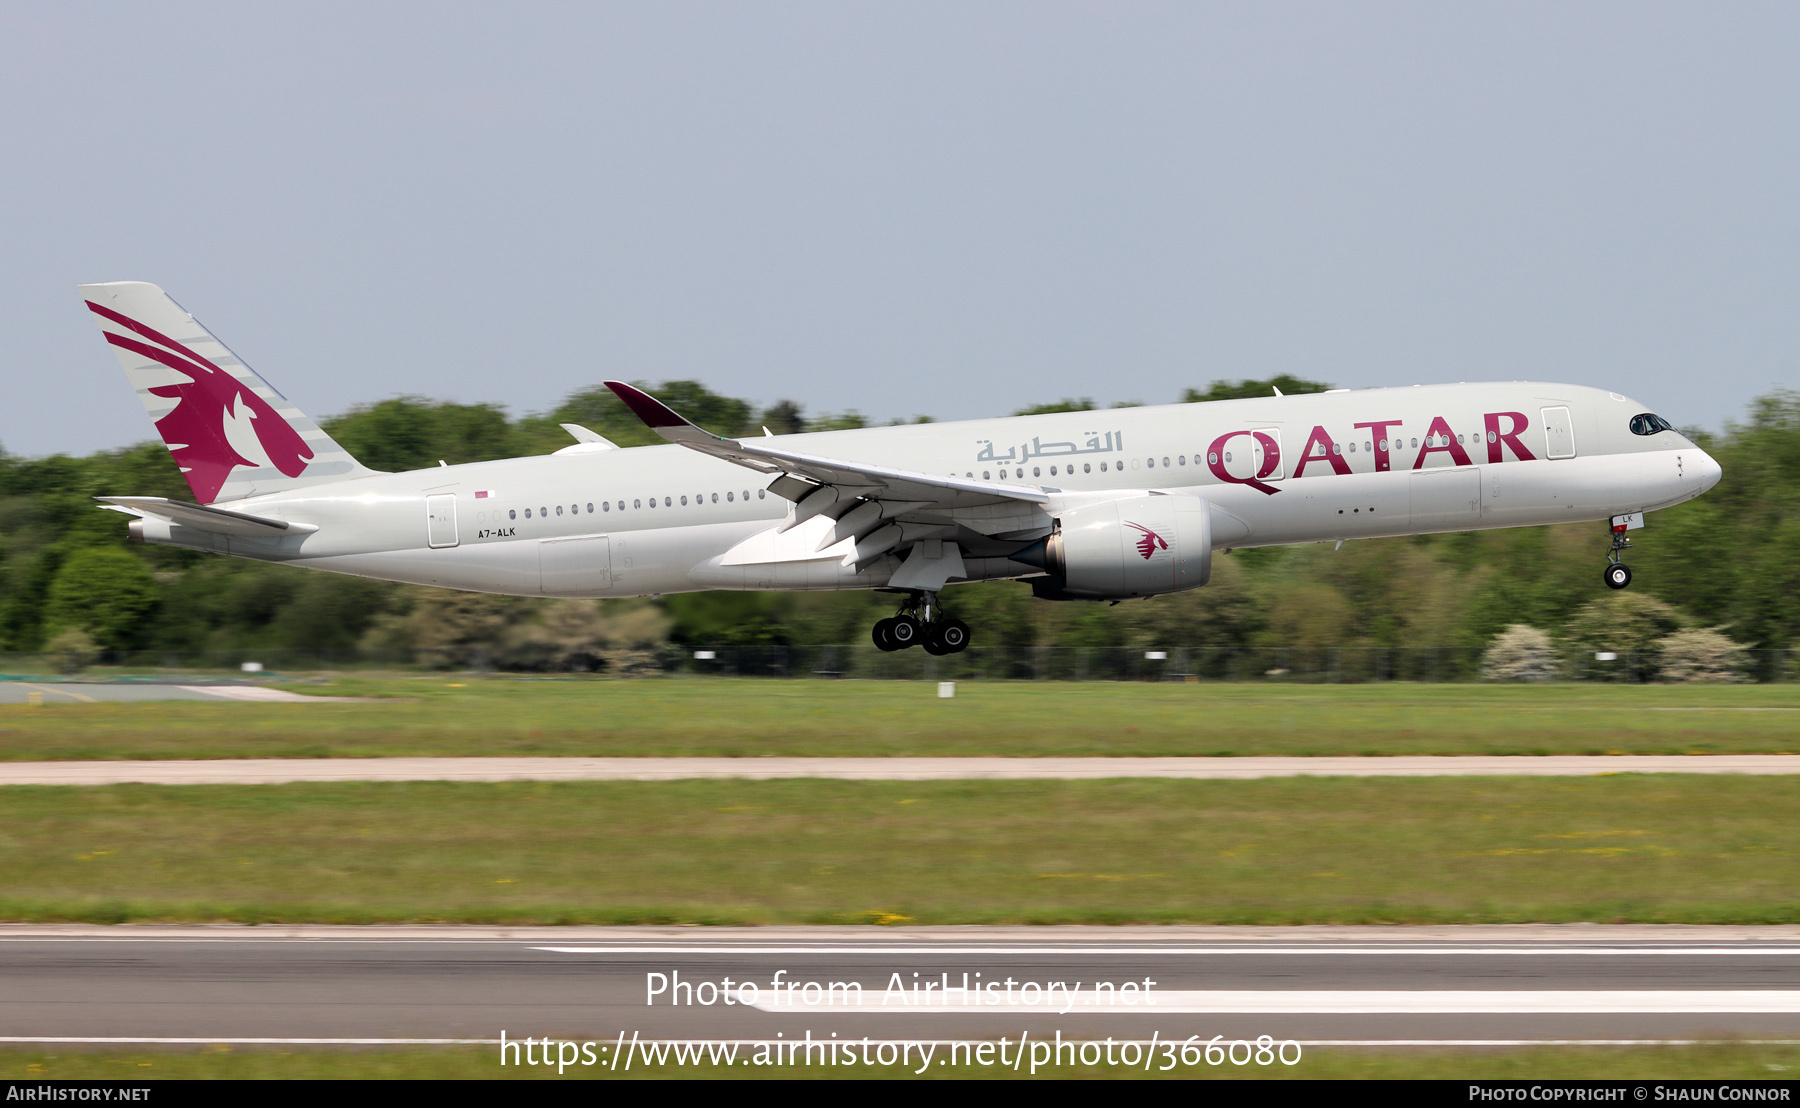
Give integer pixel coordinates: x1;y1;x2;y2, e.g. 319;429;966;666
886;615;923;649
1604;563;1632;590
929;618;970;654
872;618;899;652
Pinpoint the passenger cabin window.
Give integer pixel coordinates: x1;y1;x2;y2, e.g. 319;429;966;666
1631;413;1676;435
509;509;517;520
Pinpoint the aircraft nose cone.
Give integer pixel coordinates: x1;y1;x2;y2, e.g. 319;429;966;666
1693;448;1723;493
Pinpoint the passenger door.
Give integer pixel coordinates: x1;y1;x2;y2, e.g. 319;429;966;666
425;493;459;549
1541;406;1577;460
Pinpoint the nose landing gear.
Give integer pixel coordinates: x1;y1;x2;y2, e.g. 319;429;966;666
872;591;970;654
1603;516;1636;590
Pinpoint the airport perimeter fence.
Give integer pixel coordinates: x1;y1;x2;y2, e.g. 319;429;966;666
2;645;1796;683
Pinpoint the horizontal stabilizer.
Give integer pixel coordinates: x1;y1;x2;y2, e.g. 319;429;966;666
96;496;318;537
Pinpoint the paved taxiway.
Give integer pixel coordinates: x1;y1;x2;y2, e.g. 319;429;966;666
0;683;371;704
4;926;1799;1046
0;755;1795;785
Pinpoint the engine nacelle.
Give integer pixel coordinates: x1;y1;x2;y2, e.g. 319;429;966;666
1011;493;1213;600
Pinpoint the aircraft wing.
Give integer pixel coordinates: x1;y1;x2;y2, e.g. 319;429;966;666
96;496;318;537
604;381;1047;512
604;381;1051;575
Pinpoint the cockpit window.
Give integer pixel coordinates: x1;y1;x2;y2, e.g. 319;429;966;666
1630;413;1675;436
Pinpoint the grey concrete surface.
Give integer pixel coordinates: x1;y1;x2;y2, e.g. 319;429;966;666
0;682;374;704
2;928;1798;1046
0;755;1796;786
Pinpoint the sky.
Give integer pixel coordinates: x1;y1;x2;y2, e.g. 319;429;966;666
2;2;1796;458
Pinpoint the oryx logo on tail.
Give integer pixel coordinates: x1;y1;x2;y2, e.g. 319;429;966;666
1124;521;1168;560
87;300;314;503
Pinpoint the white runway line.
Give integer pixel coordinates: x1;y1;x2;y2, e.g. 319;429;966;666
752;990;1800;1015
178;686;378;703
0;1037;1794;1047
2;754;1799;786
0;1037;494;1045
536;945;1800;957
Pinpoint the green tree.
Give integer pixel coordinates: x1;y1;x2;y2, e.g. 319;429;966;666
42;547;159;651
324;398;517;471
517;380;756;453
759;400;807;435
1014;399;1096;416
1563;593;1686;682
806;411;868;431
1182;375;1333;403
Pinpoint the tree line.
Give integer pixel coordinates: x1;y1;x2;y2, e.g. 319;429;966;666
3;378;1796;680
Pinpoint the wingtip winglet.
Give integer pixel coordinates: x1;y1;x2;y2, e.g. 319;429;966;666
603;381;691;430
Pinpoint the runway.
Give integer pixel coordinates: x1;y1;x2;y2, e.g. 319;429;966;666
0;682;374;704
3;926;1799;1046
0;754;1795;785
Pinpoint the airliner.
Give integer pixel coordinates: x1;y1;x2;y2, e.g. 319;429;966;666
81;281;1722;655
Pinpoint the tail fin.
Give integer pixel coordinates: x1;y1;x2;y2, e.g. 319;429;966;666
79;281;373;504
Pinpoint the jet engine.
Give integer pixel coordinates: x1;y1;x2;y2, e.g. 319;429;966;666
1010;493;1213;600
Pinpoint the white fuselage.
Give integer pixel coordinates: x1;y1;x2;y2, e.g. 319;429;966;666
131;382;1721;599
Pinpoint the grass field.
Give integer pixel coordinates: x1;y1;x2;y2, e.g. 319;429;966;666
2;678;1798;760
2;775;1795;924
4;1043;1796;1080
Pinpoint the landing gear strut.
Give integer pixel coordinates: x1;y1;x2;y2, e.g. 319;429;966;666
872;591;970;654
1604;525;1633;590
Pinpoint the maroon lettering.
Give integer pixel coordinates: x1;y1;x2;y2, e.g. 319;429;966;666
1252;431;1282;479
1484;411;1536;463
1412;416;1473;469
1293;425;1352;478
1353;419;1405;472
1207;431;1281;495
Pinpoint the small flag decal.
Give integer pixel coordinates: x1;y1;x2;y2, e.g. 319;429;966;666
475;490;493;499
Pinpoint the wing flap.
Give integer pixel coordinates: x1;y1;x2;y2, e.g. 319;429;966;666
603;381;1051;582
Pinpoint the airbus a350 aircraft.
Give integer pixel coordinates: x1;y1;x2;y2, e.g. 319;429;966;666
81;281;1722;655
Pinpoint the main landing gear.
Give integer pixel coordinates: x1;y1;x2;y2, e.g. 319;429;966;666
872;591;970;655
1604;524;1633;590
